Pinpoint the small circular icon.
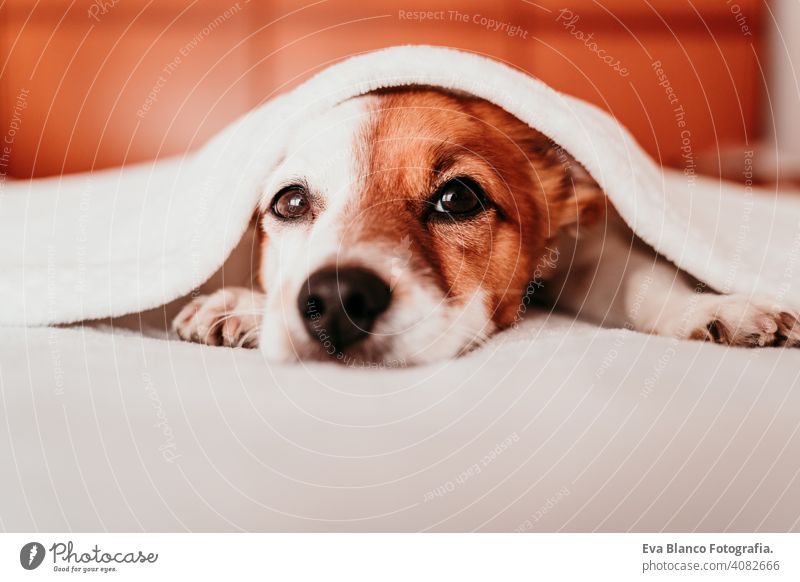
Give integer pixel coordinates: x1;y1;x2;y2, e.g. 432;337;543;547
20;542;46;570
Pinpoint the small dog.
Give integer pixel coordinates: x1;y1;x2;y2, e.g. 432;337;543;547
174;88;800;364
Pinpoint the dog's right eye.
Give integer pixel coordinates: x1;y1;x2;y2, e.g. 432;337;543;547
271;186;310;220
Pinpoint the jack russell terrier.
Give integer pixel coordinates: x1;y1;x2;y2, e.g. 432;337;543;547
173;88;800;364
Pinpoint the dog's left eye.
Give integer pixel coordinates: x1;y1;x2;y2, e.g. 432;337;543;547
271;186;310;220
432;178;486;217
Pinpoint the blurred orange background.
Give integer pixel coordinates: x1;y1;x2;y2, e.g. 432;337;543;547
0;0;765;178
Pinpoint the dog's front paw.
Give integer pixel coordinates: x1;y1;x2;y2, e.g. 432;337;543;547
172;288;265;348
683;295;800;347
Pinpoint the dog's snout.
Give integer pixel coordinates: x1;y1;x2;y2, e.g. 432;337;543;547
298;266;391;351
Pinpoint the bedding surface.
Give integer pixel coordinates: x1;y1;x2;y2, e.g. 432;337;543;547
1;316;799;532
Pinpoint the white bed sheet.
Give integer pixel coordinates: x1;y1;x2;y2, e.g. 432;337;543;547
1;314;798;532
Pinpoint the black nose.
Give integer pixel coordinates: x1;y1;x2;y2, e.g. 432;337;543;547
298;267;392;352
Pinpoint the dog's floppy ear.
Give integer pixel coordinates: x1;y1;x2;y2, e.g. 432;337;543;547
526;135;605;234
559;150;605;232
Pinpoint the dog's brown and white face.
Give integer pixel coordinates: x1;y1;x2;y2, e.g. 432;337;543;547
175;87;800;356
255;88;600;365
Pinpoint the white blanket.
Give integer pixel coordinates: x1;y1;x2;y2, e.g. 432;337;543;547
1;46;799;532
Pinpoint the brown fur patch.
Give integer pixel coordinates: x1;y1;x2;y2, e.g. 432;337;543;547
338;88;604;328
